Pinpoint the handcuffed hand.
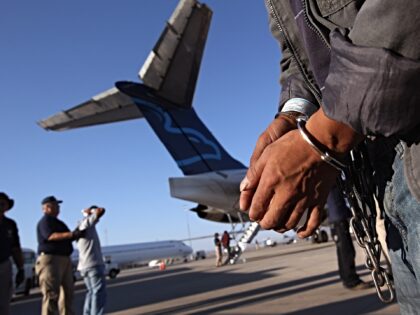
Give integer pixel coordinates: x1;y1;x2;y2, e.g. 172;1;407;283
240;115;298;208
250;114;299;165
240;108;362;237
240;129;338;237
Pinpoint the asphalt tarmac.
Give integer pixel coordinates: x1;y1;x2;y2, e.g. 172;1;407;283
11;241;400;314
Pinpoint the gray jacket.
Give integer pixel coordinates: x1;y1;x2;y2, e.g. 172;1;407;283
265;0;420;201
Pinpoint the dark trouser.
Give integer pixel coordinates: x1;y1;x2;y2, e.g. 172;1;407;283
331;219;361;287
0;259;12;315
224;246;231;258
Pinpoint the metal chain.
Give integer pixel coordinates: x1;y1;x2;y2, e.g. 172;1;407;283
337;144;395;303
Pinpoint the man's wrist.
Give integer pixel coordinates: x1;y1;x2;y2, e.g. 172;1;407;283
297;119;347;170
305;108;363;156
277;111;306;121
280;98;318;119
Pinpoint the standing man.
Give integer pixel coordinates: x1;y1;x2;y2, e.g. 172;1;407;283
0;192;24;315
221;231;231;263
76;205;107;315
36;196;81;315
327;186;370;290
213;233;222;267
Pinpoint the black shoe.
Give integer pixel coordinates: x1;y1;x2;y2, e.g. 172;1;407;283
346;280;374;291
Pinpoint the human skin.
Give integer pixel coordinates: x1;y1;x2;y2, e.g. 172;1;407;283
240;108;363;237
43;202;74;241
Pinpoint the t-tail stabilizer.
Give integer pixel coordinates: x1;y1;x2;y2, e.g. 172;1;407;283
38;0;212;131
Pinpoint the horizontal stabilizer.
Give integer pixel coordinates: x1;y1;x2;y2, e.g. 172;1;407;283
38;88;143;131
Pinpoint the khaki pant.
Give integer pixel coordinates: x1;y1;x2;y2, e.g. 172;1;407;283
0;260;12;315
35;254;74;315
215;246;222;267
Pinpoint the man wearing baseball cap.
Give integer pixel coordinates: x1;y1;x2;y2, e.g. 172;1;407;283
0;192;24;315
36;196;83;315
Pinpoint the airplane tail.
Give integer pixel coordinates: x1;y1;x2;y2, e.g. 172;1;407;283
116;81;245;175
38;0;244;175
38;0;212;131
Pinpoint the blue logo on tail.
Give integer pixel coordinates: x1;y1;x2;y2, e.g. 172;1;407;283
133;98;222;167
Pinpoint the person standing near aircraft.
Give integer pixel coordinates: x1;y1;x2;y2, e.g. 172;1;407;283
36;196;82;315
327;186;371;290
76;205;107;315
221;231;231;262
214;233;222;267
0;192;24;315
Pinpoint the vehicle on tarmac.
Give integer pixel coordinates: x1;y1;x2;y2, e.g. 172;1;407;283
263;238;277;247
73;261;120;281
105;262;120;279
311;227;331;244
194;250;207;260
12;248;36;296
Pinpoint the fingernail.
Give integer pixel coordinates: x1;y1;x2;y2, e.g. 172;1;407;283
239;198;246;211
240;177;249;192
297;231;306;239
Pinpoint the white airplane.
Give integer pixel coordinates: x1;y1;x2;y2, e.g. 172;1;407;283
102;240;193;266
38;0;262;262
72;240;193;278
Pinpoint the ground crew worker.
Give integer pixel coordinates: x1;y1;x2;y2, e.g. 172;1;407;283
36;195;83;315
0;192;24;315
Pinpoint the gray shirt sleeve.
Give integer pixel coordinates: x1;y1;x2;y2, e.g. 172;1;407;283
322;0;420;136
78;213;99;231
265;0;320;110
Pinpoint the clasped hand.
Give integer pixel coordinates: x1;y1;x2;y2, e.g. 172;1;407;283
240;116;338;237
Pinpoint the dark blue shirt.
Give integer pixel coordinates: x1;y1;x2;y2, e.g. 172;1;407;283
37;214;73;256
0;216;20;263
214;237;221;247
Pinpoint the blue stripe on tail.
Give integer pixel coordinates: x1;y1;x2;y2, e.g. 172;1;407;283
132;98;245;175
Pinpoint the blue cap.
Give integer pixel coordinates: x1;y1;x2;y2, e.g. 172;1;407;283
41;196;63;205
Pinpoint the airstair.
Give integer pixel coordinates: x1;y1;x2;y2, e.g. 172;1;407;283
229;222;260;264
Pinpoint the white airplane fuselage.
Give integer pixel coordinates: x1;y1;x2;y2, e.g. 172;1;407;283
103;241;192;266
72;240;193;268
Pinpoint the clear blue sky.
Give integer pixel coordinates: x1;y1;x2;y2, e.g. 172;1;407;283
1;0;285;251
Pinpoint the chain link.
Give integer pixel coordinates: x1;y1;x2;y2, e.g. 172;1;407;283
338;144;395;303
